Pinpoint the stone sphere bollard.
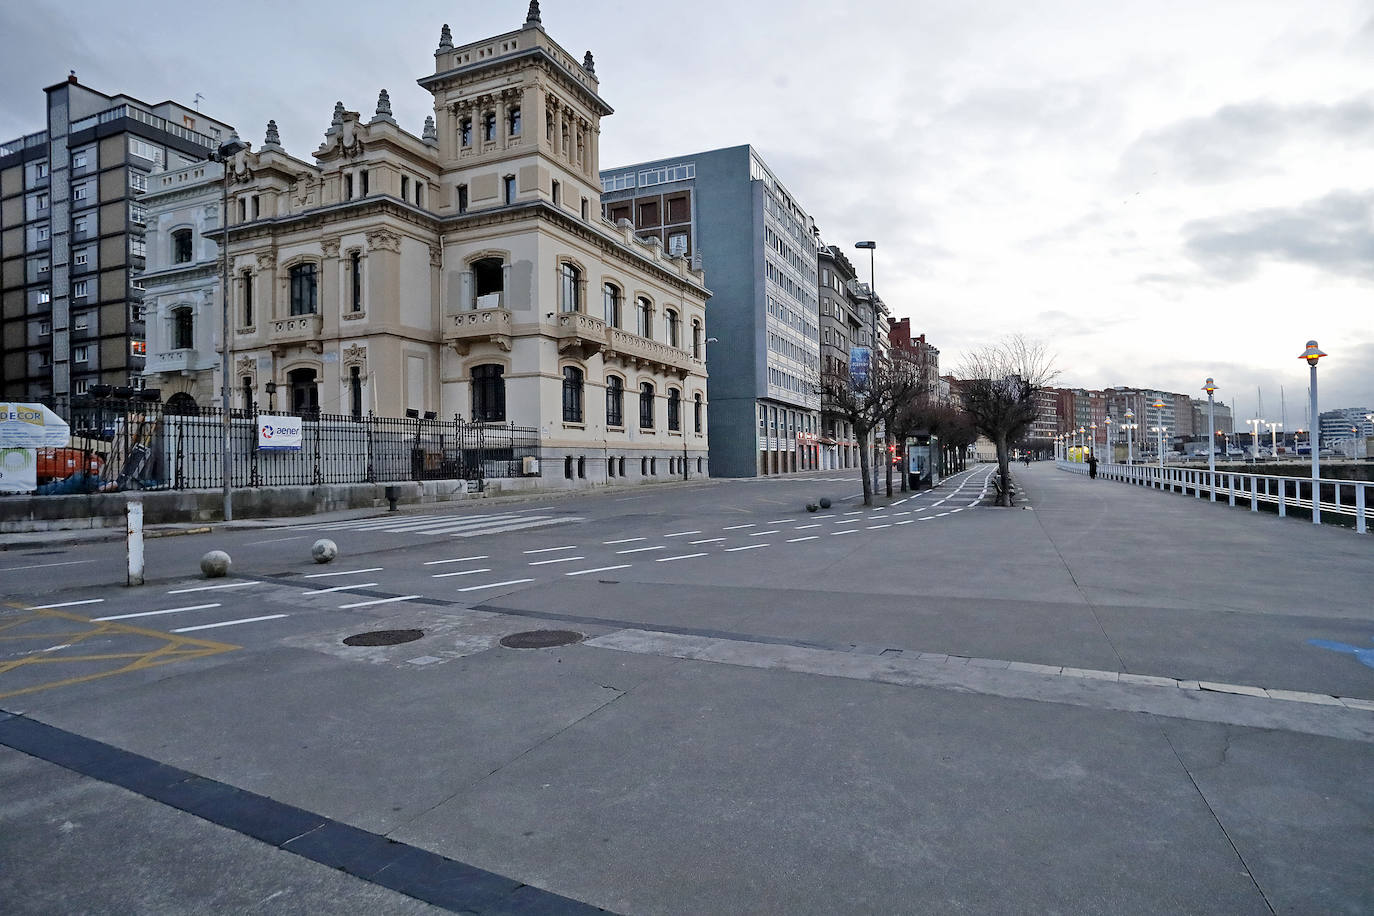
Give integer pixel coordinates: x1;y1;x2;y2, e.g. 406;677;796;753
312;538;338;564
200;550;231;578
819;497;832;509
806;503;819;513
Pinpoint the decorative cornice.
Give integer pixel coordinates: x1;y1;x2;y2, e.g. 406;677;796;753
321;237;342;258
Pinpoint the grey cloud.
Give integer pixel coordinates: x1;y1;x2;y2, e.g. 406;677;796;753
1183;190;1374;282
1118;97;1374;186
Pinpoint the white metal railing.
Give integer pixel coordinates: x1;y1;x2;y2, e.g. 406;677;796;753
1056;459;1370;534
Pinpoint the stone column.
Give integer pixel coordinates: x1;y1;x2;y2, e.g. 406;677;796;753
321;237;342;338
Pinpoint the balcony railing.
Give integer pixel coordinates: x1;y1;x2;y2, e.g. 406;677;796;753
270;314;324;350
70;105;218;150
606;327;693;375
444;308;512;355
554;312;607;355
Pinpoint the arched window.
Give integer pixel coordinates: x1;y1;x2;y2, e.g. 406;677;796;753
636;297;652;338
639;382;654;429
560;263;581;313
349;365;363;419
641;456;648;476
603;283;621;327
664;309;680;347
241;268;254;326
172;228;193;264
172;306;193;349
289;263;317;316
694;392;704;434
607;457;616;477
562;366;584;423
348;251;363;313
471;364;505;422
605;375;624;427
667;388;681;431
473;257;504;308
692;320;702;359
165;392;199;415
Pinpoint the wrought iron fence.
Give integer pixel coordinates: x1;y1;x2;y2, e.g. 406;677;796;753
28;396;538;495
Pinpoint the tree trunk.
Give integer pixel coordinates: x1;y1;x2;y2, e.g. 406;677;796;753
884;434;894;497
857;430;874;506
996;434;1012;507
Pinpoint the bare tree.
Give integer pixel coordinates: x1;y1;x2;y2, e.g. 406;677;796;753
818;358;913;506
954;336;1058;506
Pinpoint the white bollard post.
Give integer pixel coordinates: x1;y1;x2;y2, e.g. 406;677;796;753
127;499;145;587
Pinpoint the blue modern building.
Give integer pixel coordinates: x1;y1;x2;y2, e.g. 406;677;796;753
600;145;821;477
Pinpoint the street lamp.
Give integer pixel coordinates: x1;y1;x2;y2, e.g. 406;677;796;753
1089;422;1097;458
1266;420;1281;462
264;380;277;413
1122;410;1137;465
210;130;249;522
1151;399;1167;466
1150;425;1167;467
1246;417;1265;463
1300;340;1326;524
854;241;879;494
1202;378;1218;500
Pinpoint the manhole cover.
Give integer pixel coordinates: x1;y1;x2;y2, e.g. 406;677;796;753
499;630;584;649
343;629;424;647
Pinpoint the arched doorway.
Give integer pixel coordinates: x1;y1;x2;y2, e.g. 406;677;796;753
288;367;319;418
165;392;199;415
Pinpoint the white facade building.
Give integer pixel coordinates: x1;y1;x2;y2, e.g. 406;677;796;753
141;160;224;409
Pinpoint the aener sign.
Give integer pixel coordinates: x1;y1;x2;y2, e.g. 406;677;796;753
257;415;303;451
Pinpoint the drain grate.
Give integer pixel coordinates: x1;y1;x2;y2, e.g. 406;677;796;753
499;630;584;649
343;629;424;647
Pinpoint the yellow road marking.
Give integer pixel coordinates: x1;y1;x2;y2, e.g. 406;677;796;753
0;603;238;701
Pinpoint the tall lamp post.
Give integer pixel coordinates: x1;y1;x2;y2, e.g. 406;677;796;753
1122;410;1137;465
1151;399;1167;466
1202;378;1218;500
855;241;879;494
1266;420;1281;462
1300;340;1326;524
1089;422;1097;458
211;131;248;522
1246;417;1265;463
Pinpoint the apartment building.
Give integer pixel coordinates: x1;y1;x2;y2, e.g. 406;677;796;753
0;75;232;400
601;145;820;477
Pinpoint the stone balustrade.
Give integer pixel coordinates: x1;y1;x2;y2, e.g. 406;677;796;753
444;308;513;354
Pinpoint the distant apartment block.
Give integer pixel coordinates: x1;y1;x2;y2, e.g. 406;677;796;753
601;145;821;477
0;74;232;400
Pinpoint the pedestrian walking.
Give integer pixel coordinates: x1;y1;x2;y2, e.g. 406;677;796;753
1087;452;1098;479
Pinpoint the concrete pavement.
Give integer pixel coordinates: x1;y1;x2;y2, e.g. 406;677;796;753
1;462;1370;913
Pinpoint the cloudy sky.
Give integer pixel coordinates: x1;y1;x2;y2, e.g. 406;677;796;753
5;0;1371;420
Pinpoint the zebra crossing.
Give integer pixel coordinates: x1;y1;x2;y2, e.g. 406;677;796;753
282;511;585;539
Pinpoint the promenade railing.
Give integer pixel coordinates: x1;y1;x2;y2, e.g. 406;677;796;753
1056;459;1370;535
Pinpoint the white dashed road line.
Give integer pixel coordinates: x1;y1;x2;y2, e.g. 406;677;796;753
657;553;708;563
337;595;421;609
566;564;632;577
430;569;492;578
29;599;104;610
167;582;257;595
456;579;535;592
94;603;221;622
528;556;586;566
725;544;768;552
172;615;288;633
663;531;702;538
303;583;379;595
523;546;578;554
423;556;488;565
303;567;384;579
617;546;665;554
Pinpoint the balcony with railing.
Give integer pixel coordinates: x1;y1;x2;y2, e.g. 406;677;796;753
70;105;218;150
554;312;607;357
605;327;693;376
0;131;47;159
444;308;512;355
146;348;212;375
270;313;324;351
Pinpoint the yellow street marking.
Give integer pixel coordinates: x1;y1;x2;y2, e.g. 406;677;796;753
0;604;238;701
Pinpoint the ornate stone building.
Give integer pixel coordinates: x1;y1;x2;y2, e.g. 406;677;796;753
141;160;223;410
220;3;710;484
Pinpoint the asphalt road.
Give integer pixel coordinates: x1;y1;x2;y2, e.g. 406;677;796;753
1;463;1371;914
